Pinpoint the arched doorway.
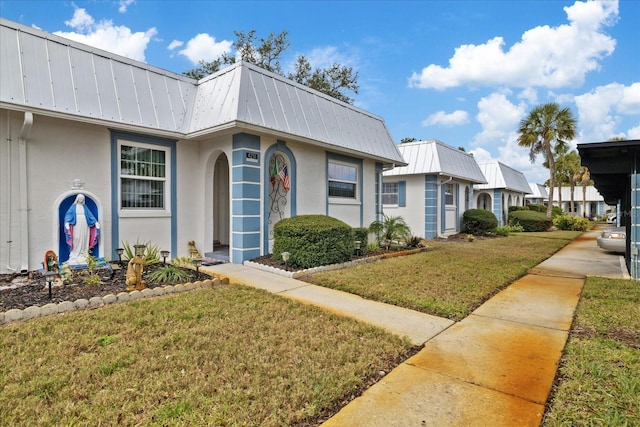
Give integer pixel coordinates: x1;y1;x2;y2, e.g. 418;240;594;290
204;152;230;259
477;192;492;211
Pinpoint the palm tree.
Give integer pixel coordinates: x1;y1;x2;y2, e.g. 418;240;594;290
580;166;593;217
369;213;411;249
563;151;582;215
517;103;577;218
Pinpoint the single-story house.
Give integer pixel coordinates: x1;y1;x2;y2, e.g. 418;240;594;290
474;161;531;226
549;185;611;218
525;183;548;206
382;140;487;238
0;18;406;274
578;139;640;279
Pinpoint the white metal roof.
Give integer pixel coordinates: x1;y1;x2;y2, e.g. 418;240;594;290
526;183;549;199
0;18;405;165
550;185;605;202
383;140;487;183
475;161;531;193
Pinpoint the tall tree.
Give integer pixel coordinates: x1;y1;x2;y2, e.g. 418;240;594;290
580;166;593;217
184;30;359;104
517;103;577;218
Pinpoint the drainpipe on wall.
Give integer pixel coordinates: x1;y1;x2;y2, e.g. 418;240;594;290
19;111;33;273
5;113;16;271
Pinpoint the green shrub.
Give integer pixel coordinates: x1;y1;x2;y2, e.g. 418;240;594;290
369;214;411;245
527;204;547;213
508;205;528;212
272;215;354;268
508;210;552;232
353;227;369;254
553;215;589;231
121;240;161;264
494;223;525;237
147;265;191;284
462;209;498;235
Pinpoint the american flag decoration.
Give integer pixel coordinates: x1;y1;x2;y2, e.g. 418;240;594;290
278;165;290;192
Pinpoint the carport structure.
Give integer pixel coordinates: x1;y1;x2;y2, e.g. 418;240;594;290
578;139;640;279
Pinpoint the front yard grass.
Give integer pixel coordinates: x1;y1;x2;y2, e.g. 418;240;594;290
0;285;414;426
303;231;581;320
543;276;639;426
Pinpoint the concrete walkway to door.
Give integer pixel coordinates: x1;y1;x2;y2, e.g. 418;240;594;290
203;225;629;426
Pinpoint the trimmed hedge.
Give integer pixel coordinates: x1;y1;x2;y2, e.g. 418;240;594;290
272;215;354;268
462;209;498;235
508;210;552;232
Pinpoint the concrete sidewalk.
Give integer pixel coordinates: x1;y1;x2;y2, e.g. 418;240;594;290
202;262;454;345
203;226;628;426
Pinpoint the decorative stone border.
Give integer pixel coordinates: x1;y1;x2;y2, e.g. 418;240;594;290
0;277;227;325
243;248;429;279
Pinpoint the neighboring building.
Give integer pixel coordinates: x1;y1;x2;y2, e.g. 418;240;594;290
382;140;487;238
525;183;548;206
548;185;611;218
0;18;406;274
474;161;531;226
578;139;640;279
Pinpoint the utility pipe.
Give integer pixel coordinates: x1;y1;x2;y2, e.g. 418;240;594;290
5;112;16;272
18;111;33;273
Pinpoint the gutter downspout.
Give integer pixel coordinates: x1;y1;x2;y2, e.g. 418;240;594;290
19;112;33;273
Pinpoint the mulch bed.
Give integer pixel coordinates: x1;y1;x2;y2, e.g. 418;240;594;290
0;263;212;312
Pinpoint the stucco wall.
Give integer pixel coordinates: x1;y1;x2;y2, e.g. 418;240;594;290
1;110;112;273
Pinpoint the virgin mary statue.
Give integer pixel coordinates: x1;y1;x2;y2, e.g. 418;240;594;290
64;194;100;265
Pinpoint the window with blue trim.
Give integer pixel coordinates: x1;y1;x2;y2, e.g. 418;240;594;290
120;143;167;209
328;161;358;198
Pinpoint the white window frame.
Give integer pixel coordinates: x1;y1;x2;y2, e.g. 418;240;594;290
118;140;171;217
328;160;359;201
445;183;455;206
382;182;399;206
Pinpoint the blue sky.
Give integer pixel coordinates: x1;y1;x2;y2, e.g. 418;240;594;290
1;0;638;184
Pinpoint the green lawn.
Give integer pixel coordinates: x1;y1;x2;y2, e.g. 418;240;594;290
2;229;635;426
542;276;639;426
303;231;581;320
0;286;414;426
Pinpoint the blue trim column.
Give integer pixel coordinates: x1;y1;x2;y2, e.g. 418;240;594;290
493;189;503;226
232;133;261;263
630;173;640;280
424;175;437;238
375;163;382;220
455;183;460;231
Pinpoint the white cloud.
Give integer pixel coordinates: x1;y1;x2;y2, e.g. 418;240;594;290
305;46;354;68
118;0;135;13
574;82;640;141
471;92;527;146
517;88;538;105
421;110;469;126
408;0;618;90
628;125;640;139
167;40;183;51
468;147;493;162
177;33;232;65
64;7;93;31
55;7;156;62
